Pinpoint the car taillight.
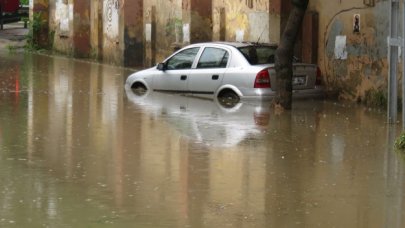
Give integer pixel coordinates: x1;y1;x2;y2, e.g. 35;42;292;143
254;69;271;88
316;67;322;86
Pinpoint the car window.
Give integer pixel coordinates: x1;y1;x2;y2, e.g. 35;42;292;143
238;46;276;65
197;47;229;69
166;47;200;70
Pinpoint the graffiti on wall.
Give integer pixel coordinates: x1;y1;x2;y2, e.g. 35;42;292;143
104;0;120;41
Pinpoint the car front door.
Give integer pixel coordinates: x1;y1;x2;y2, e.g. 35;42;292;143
153;47;200;93
187;47;229;95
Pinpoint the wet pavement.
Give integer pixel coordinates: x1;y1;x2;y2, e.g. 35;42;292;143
0;50;404;227
0;22;28;49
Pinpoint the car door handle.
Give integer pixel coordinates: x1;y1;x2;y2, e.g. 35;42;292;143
212;75;219;80
180;75;187;80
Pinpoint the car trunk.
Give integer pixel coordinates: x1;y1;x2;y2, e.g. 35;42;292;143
268;63;317;91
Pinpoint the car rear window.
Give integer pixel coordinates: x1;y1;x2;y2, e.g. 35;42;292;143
238;45;277;65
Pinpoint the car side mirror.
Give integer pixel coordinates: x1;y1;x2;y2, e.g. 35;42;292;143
157;63;166;71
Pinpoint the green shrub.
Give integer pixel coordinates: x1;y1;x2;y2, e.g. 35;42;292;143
395;133;405;162
363;88;387;108
25;13;44;51
395;132;405;150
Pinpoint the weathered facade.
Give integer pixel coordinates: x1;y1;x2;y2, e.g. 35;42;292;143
29;0;392;102
308;0;389;101
212;1;272;44
30;0;283;67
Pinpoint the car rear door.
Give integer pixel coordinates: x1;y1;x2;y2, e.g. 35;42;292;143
187;47;230;95
153;47;200;93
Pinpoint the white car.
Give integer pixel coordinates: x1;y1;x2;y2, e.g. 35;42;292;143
125;42;324;102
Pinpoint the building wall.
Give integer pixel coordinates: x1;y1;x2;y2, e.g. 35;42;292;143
309;0;389;101
123;0;143;67
212;0;274;43
89;0;102;59
189;0;213;43
144;0;183;65
73;0;91;58
30;0;50;48
50;0;74;55
44;0;144;67
102;0;124;65
34;0;281;66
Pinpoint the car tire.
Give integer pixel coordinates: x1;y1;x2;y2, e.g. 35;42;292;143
217;90;240;108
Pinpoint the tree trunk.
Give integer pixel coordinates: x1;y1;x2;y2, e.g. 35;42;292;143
275;0;309;110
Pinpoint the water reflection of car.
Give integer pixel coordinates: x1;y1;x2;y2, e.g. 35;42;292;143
125;42;324;103
125;88;271;147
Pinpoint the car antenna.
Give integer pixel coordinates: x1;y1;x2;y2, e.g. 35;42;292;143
255;27;266;45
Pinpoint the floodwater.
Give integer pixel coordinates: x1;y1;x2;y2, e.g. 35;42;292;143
0;50;404;228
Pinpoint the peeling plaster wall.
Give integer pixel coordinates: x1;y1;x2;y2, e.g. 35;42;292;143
90;0;102;59
73;0;91;58
212;0;274;43
50;0;92;57
102;0;123;65
47;0;141;65
144;0;183;63
309;0;390;101
50;0;74;54
189;0;212;43
123;0;143;67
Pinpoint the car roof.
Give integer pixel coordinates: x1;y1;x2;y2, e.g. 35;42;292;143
197;42;278;49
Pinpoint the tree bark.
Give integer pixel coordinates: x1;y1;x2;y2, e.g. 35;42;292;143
275;0;309;110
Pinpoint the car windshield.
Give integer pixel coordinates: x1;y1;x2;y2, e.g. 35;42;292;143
238;45;277;65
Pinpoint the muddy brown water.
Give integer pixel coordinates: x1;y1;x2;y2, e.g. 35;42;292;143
0;51;404;227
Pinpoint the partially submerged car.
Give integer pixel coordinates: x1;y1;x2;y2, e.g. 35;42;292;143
125;42;324;102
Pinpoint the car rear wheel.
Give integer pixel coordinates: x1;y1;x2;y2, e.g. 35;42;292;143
217;90;240;108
